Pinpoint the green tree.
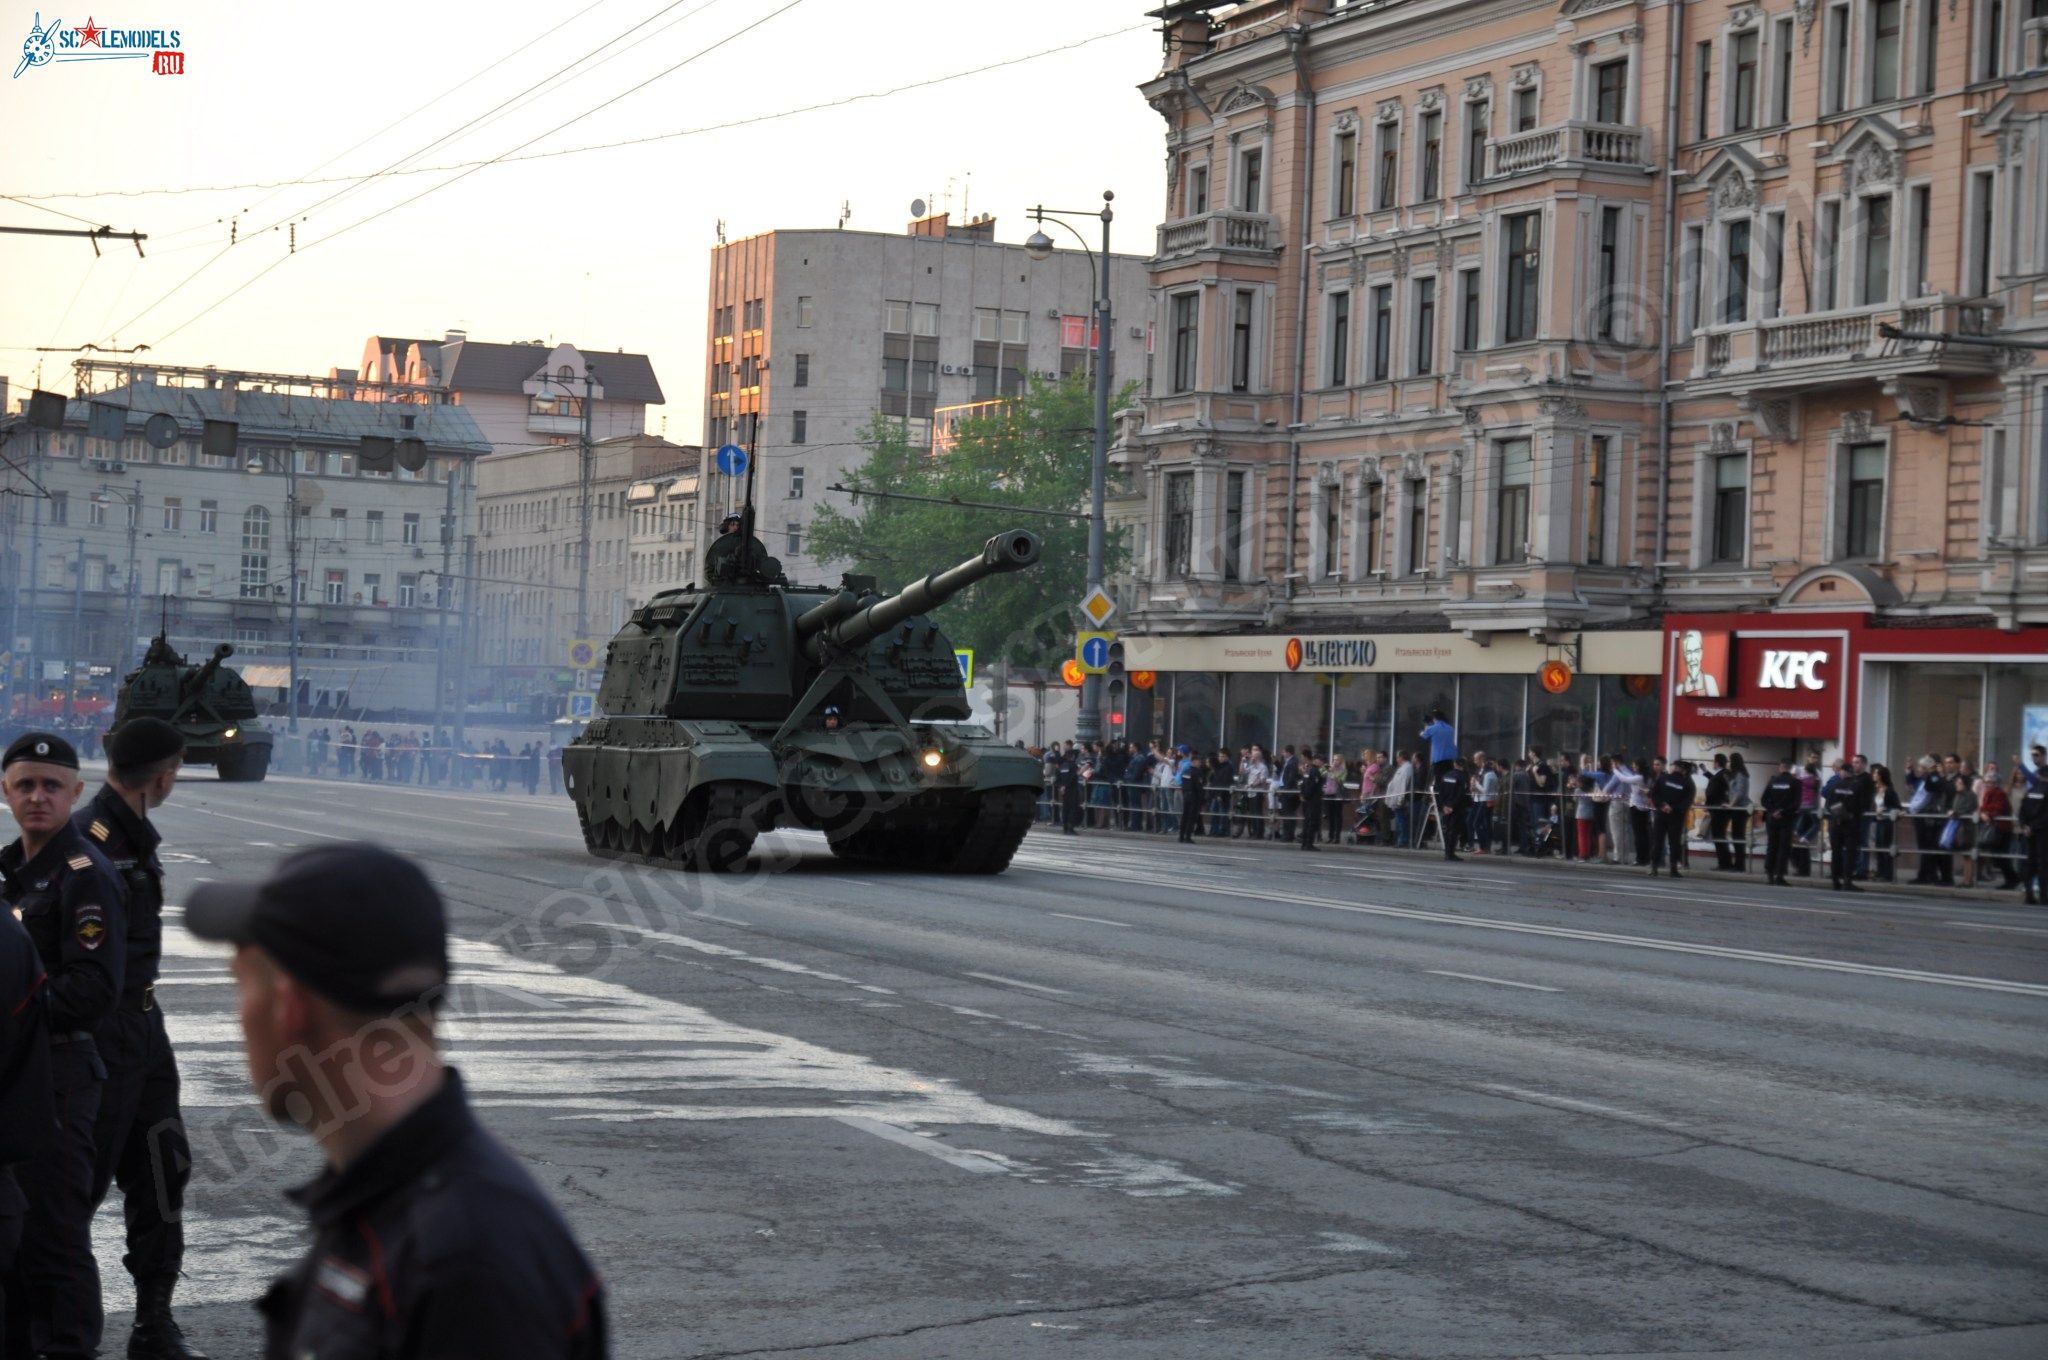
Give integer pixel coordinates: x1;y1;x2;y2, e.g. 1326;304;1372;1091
807;373;1127;667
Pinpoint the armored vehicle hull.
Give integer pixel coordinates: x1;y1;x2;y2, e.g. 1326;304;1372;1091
563;529;1044;873
111;637;274;781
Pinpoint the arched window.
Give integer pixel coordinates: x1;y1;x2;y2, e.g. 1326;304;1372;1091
557;364;573;379
240;506;271;597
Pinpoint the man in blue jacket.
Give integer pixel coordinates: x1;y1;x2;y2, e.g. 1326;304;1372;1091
1422;710;1458;777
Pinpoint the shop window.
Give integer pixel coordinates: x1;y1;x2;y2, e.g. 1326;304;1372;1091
1397;676;1457;763
1332;674;1394;761
1172;672;1224;753
1461;674;1527;765
1227;674;1276;753
1987;662;2048;767
1527;672;1597;763
1276;673;1334;758
1888;664;1985;766
1597;674;1660;763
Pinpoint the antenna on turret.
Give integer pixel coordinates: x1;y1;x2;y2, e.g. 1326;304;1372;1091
740;409;761;573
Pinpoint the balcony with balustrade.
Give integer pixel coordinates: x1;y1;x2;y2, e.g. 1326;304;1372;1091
1153;210;1282;263
1484;121;1652;181
1686;297;2005;396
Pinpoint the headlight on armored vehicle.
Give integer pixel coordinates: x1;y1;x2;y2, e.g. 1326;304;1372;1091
921;747;944;769
223;727;238;739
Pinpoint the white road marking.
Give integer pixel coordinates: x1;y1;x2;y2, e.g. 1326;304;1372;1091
1946;920;2048;937
1048;912;1134;929
833;1116;1008;1175
1481;1083;1688;1132
178;805;346;841
963;970;1072;996
1593;883;1847;915
1028;864;2048;997
1316;1231;1401;1255
1426;970;1561;993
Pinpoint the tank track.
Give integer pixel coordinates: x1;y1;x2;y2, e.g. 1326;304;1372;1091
826;786;1035;874
577;781;760;873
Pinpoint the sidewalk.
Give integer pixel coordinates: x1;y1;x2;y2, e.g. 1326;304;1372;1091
1024;817;2039;908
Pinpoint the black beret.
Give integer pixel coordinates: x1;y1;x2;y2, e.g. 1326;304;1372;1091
106;717;187;770
3;731;79;771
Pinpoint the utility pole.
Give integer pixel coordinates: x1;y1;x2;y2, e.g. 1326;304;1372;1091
0;426;19;721
25;426;45;717
121;478;141;663
453;458;477;762
575;366;599;641
63;535;84;718
285;442;301;734
432;458;456;738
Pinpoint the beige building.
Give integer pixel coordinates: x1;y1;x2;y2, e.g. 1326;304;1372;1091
1114;0;2045;764
625;456;711;615
472;433;697;713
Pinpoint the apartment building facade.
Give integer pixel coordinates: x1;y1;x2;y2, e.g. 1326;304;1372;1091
703;213;1152;584
471;433;698;713
624;454;710;616
0;363;492;718
1115;0;2045;768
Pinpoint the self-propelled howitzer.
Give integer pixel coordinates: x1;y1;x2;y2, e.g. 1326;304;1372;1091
110;635;274;781
562;529;1045;873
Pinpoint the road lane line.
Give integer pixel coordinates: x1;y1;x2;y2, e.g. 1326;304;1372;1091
962;971;1072;996
1426;970;1561;993
833;1116;1008;1174
1946;920;2048;937
176;805;347;841
1592;884;1847;915
1481;1083;1687;1132
1047;912;1134;929
1023;864;2048;997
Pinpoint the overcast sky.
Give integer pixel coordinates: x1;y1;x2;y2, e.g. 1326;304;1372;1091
0;0;1168;436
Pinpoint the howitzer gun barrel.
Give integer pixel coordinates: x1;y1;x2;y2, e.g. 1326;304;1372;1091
810;530;1040;658
183;643;234;694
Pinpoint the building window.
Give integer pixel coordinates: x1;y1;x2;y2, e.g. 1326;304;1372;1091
1326;291;1351;387
1170;292;1200;393
1364;478;1385;575
324;569;346;605
786;523;803;557
157;560;180;596
1512;84;1539;131
1334;128;1358;216
1774;15;1797;123
1418;110;1443;199
1405;478;1428;575
363;573;382;607
883;301;938;336
1230;289;1255;393
1413;277;1437;376
240;506;270;598
1371;284;1393;381
365;510;385;545
797;296;814;327
882;355;908;391
399;574;417;608
402;512;421;546
1223;470;1246;582
1187;162;1209;215
973;308;1028;344
1164;471;1193;577
1860;194;1893;304
1731;28;1760;131
1695;40;1714;138
1374;120;1400;210
1919;0;1939;93
1586;435;1609;565
1494;438;1532;564
1322;488;1341;579
89;497;106;528
794;353;810;387
1712;453;1749;563
1503;212;1541;343
1826;3;1850;113
161;497;182;532
199;500;217;534
1966;169;1996;295
1594;58;1628;125
1844;442;1886;557
1909;184;1931;296
49;491;67;526
1464;99;1490;189
1458;266;1482;350
1597;205;1624;340
1979;0;2007;81
1870;0;1903;102
1724;218;1753;324
1238;145;1264;212
793;410;808;444
1817;201;1842;308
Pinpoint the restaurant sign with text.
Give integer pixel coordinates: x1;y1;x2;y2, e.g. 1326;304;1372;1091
1124;631;1663;677
1667;629;1843;739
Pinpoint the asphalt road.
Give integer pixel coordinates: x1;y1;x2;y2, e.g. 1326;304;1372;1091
29;770;2048;1358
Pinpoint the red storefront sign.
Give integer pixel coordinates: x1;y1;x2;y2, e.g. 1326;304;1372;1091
1668;628;1843;738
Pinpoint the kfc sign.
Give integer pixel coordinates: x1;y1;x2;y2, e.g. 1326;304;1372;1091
1670;631;1843;738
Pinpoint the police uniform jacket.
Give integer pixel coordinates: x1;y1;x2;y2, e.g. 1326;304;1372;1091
2018;783;2048;832
1652;773;1695;816
1824;773;1873;822
1431;769;1467;810
259;1069;606;1360
1759;772;1800;819
74;785;163;1008
0;910;52;1166
0;821;126;1040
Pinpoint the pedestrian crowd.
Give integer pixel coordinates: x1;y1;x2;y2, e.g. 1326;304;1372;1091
300;726;560;795
2;727;607;1358
1027;717;2048;899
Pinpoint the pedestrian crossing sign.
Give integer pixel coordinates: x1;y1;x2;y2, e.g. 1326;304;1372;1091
567;692;596;721
954;649;974;687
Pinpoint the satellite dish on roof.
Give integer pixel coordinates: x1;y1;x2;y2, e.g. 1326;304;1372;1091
143;413;180;449
910;198;927;218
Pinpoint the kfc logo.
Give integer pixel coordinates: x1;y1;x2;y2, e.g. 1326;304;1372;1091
1759;649;1827;691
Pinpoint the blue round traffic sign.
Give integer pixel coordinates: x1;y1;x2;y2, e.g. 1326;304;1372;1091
1080;636;1110;669
715;444;749;476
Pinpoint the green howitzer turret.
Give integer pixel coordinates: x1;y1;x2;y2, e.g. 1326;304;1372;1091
110;633;273;781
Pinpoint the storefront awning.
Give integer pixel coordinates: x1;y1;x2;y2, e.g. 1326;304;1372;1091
240;664;292;687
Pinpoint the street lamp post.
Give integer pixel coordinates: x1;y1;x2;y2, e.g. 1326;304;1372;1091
248;444;301;733
1025;190;1114;744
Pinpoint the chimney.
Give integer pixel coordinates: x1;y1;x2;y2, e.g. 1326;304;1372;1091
444;328;467;345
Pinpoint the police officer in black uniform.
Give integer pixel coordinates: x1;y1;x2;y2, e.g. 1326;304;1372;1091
1298;749;1324;851
1649;759;1696;877
76;718;206;1359
1176;746;1205;843
1;731;128;1360
1432;759;1469;861
1;883;53;1354
1824;761;1873;892
1759;756;1802;886
185;844;608;1359
2017;767;2048;906
1057;749;1084;835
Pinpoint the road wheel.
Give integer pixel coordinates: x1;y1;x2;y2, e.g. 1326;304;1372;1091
692;782;759;873
934;788;1035;873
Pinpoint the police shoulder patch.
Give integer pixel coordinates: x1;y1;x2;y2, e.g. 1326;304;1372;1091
88;820;110;842
67;854;93;871
76;905;107;950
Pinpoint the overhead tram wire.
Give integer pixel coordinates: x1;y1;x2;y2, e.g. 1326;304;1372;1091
9;24;1152;205
109;0;730;339
147;0;814;348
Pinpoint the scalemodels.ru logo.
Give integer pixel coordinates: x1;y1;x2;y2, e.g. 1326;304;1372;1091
15;12;185;78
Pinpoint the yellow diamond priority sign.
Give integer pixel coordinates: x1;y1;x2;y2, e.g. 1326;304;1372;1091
1078;586;1116;629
